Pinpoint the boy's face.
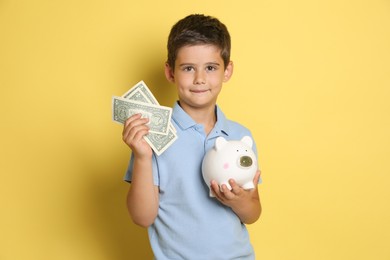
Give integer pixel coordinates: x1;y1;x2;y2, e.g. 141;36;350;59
165;44;233;112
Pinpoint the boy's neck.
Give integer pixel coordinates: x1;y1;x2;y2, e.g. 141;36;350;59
178;102;217;135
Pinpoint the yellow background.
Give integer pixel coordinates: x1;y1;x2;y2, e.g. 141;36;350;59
1;0;389;259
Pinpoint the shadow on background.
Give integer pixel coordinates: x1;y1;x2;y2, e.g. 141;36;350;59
81;150;153;259
81;55;176;259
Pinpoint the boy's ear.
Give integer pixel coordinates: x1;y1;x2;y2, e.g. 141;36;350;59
223;61;234;82
165;63;175;83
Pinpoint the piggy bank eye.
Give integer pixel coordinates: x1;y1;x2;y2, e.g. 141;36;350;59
239;156;253;167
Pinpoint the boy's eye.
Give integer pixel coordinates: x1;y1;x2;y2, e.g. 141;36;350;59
183;66;194;72
206;66;217;71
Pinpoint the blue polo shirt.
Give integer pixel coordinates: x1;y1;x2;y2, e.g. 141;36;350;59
125;102;258;260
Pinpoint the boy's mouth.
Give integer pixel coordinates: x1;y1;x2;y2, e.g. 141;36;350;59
190;89;209;94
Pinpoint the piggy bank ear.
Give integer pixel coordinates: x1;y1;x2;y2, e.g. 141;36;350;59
241;136;253;148
215;137;228;151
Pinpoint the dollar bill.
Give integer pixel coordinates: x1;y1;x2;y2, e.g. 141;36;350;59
144;127;178;156
120;81;178;155
123;82;177;133
125;88;150;103
112;96;172;136
122;80;159;105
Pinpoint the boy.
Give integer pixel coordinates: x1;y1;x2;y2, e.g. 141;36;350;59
122;14;261;259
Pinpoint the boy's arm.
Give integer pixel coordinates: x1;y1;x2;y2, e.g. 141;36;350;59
123;114;159;227
127;157;159;227
210;171;262;224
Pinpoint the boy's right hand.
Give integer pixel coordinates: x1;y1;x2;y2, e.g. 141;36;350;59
122;113;152;159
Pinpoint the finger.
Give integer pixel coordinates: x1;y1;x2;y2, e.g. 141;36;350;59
123;113;142;128
229;179;241;195
122;116;149;138
220;184;235;200
122;118;149;141
253;170;261;185
124;125;149;144
130;126;150;142
210;180;221;197
211;181;230;202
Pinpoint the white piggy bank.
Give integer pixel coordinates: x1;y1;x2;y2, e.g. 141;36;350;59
202;136;258;197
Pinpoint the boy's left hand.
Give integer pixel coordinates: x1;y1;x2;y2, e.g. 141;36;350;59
210;171;261;209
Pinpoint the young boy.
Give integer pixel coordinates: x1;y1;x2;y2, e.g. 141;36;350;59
122;14;261;259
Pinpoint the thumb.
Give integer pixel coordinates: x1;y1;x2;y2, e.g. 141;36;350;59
253;170;261;185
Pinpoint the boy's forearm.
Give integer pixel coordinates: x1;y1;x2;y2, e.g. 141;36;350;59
232;192;261;224
127;156;159;227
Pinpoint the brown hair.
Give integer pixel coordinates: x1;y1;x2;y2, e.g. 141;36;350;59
167;14;231;70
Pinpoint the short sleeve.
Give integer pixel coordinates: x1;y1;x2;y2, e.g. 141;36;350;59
123;152;160;186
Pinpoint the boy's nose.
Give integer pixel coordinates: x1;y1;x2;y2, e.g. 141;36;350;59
194;71;206;85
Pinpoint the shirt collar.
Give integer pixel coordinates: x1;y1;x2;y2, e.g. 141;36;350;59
172;102;196;130
172;101;230;136
214;105;230;136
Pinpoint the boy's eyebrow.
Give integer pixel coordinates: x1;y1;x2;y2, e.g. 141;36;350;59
178;63;195;67
178;62;221;67
205;62;221;66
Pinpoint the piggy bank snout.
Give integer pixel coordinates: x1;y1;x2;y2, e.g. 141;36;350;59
239;155;253;168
